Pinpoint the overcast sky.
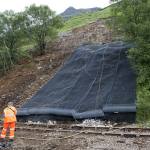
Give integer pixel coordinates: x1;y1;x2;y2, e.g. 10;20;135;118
0;0;110;14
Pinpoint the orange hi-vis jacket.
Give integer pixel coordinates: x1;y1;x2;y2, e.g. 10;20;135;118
3;106;17;123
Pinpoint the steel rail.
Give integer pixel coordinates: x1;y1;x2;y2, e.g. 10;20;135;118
1;123;150;133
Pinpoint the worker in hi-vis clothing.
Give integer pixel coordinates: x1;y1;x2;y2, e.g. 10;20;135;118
0;102;17;147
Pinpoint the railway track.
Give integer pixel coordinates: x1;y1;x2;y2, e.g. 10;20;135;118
1;122;150;150
1;122;150;139
13;121;150;131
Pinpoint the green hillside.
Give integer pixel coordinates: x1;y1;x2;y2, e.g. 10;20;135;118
61;6;111;32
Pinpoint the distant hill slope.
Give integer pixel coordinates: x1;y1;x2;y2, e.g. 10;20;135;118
60;6;112;32
60;7;100;20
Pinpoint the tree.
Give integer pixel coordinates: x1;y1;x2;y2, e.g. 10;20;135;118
111;0;150;122
24;4;63;55
0;10;27;74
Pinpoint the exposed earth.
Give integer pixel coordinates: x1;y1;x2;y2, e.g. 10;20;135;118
0;50;72;113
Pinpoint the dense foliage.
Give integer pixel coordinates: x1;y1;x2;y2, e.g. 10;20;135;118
0;4;63;75
0;11;26;74
111;0;150;122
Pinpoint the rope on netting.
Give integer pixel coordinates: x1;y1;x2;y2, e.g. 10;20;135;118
48;56;88;97
71;47;106;120
73;76;98;111
45;66;84;106
21;47;93;118
73;45;109;119
71;51;98;120
94;45;108;111
51;48;93;107
105;47;123;105
74;47;107;114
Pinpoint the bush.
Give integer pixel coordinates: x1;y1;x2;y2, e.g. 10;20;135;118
0;49;14;75
111;0;150;122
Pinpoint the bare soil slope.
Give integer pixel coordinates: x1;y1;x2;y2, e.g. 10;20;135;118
0;50;71;113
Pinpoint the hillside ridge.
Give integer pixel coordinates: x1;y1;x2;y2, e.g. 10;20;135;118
60;6;100;20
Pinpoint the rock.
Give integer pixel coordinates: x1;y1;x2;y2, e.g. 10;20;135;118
50;19;112;52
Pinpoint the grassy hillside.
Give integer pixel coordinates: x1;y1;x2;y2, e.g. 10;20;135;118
60;6;111;32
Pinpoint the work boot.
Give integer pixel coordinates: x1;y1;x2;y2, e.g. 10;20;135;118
0;138;5;148
6;139;14;147
9;139;14;143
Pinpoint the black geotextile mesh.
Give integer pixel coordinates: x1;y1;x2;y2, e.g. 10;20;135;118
18;41;136;119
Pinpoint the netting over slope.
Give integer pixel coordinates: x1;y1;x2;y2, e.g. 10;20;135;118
18;41;136;119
